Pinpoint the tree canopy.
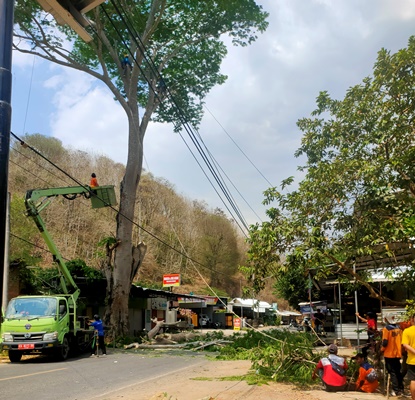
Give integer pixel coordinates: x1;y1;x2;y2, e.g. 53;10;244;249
244;36;415;306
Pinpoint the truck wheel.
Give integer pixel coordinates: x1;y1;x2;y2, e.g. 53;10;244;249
9;350;23;362
56;336;70;361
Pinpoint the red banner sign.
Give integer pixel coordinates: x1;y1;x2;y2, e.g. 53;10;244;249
163;273;181;287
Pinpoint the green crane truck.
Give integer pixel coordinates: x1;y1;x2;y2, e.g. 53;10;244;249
0;185;117;362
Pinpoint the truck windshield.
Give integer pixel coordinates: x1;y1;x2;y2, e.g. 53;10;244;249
5;298;58;319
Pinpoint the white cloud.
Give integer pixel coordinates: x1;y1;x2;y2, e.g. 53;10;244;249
47;68;128;162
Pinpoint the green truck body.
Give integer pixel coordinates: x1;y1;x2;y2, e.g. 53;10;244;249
0;185;116;362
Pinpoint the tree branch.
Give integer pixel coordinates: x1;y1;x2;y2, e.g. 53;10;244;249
324;253;405;306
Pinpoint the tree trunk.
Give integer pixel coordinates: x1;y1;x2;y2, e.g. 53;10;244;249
110;116;145;336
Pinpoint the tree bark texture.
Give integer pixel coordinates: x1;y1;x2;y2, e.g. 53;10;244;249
110;119;147;336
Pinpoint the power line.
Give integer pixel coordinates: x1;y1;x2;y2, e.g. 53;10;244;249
204;104;275;189
99;1;250;234
22;55;36;136
9;158;52;187
10;132;233;278
10;232;67;258
10;144;71;186
118;1;250;230
10;139;232;276
100;2;249;233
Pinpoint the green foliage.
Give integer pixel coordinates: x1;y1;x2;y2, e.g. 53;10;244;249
66;259;104;281
116;334;146;348
217;329;319;385
347;359;361;382
242;36;415;305
23;134;68;162
262;314;279;326
273;264;318;308
15;262;41;294
192;330;225;344
196;209;242;289
205;286;229;297
405;299;415;320
97;236;118;249
13;1;269;334
28;260;103;294
134;280;164;290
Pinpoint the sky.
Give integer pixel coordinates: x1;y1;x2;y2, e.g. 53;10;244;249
9;0;415;230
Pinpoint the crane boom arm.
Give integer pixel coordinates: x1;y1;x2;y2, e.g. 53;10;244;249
25;185;117;301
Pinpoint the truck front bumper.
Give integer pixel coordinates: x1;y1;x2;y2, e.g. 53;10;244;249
1;340;59;352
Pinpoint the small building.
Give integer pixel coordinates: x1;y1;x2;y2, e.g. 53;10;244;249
129;286;206;334
177;295;230;328
228;298;272;320
275;309;302;325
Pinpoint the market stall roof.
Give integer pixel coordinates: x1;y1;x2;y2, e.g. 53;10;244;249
275;310;302;316
309;241;415;291
323;266;409;286
298;300;327;306
354;242;415;270
230;298;272;313
130;285;205;301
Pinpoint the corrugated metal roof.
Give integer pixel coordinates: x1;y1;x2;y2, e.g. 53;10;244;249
276;310;302;316
131;285;205;301
229;298;273;312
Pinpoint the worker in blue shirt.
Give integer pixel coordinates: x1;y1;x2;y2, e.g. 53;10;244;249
89;314;106;356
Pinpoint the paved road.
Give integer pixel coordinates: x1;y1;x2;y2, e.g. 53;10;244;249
0;350;208;400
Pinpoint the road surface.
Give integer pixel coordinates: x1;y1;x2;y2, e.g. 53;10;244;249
0;350;207;400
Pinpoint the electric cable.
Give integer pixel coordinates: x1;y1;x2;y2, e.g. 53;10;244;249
10;131;234;278
92;7;243;233
10;4;290;346
110;0;250;231
99;1;250;234
99;10;296;341
9;159;53;187
99;3;249;234
204;104;275;189
97;7;307;344
10;145;71;186
10;232;57;255
10;139;233;278
22;55;36;136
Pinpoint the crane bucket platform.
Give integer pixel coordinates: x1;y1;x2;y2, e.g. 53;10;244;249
90;185;117;209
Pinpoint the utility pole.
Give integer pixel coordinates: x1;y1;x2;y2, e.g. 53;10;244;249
0;0;14;316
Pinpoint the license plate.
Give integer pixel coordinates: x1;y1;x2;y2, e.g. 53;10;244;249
18;343;34;349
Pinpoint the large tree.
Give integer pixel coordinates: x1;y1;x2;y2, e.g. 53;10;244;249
13;0;268;335
244;36;415;306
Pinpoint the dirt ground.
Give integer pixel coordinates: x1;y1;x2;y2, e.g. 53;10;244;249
93;352;389;400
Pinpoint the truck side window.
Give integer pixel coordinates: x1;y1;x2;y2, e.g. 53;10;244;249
59;302;67;318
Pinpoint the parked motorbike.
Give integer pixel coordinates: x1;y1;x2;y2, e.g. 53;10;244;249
289;319;299;329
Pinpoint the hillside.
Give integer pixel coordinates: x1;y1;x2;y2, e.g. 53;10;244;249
8;134;270;301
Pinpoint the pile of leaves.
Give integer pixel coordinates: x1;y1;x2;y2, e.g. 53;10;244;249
217;329;321;385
